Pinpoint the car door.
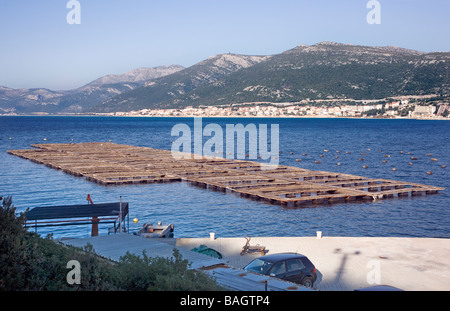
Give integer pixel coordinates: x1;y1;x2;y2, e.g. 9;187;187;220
284;258;306;283
268;261;287;279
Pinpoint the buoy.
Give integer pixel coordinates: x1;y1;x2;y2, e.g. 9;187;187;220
392;168;397;171
9;137;12;140
43;138;47;141
133;218;139;224
427;171;433;175
337;163;341;166
367;148;371;151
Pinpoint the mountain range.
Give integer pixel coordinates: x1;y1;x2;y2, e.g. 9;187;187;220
1;42;448;114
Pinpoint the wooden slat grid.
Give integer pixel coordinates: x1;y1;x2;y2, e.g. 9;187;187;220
8;142;445;208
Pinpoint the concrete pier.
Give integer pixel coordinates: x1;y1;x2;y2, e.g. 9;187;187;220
61;234;450;291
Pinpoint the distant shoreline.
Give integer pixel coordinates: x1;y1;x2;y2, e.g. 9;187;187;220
1;114;449;121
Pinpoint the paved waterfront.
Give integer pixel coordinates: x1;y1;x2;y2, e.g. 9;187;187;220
62;234;450;291
176;236;450;291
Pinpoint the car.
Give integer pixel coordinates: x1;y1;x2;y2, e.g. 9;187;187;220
243;253;317;288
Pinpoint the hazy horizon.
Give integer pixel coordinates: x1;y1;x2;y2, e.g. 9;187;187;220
1;0;449;90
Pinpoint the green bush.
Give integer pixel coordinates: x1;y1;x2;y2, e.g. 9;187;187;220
0;197;222;291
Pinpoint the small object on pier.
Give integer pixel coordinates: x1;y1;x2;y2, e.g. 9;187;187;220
136;222;174;238
240;236;266;256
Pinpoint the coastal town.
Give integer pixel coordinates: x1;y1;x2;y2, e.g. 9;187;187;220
110;100;450;119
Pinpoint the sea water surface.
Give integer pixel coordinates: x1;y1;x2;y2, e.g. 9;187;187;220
0;116;449;239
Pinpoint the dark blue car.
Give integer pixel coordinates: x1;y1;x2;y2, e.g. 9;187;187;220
244;253;317;288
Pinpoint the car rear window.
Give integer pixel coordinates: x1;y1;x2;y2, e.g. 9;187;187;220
287;259;305;272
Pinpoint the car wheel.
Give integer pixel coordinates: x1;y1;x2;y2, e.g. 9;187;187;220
301;276;314;288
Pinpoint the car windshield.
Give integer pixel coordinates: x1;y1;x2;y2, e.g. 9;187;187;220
245;259;273;275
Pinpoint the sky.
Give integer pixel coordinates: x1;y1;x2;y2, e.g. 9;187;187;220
0;0;449;90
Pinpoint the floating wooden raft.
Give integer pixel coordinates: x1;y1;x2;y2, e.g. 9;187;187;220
8;143;445;208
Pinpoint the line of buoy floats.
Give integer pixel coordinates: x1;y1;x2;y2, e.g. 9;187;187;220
288;148;446;175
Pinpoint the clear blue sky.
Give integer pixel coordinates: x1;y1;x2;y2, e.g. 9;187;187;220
0;0;449;90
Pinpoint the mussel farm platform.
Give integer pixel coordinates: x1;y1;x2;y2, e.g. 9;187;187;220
8;142;445;208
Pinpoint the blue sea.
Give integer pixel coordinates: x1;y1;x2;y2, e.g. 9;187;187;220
1;116;449;239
